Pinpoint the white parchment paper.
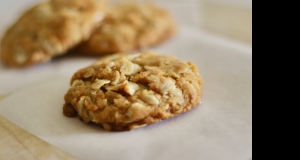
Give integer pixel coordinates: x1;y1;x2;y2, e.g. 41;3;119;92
0;25;252;160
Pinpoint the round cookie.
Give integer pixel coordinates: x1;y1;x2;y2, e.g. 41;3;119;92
63;52;202;131
0;0;106;67
75;3;176;55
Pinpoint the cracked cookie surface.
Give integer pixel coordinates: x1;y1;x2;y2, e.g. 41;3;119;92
76;3;176;55
1;0;106;67
63;52;202;131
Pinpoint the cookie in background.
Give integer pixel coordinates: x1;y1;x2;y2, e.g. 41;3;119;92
76;2;176;55
0;0;107;68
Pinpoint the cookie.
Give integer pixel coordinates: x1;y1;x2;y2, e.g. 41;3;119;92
0;0;106;67
63;52;202;131
75;3;176;55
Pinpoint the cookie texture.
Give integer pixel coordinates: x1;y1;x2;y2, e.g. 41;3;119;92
76;3;176;55
63;52;202;131
0;0;106;67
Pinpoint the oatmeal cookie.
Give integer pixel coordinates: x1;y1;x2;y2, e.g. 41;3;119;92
0;0;106;67
75;3;176;55
63;52;202;131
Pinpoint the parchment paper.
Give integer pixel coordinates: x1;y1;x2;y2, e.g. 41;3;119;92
0;25;252;160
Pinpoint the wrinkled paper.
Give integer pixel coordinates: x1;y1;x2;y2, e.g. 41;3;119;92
0;25;252;160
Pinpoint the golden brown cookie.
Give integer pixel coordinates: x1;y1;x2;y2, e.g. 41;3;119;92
75;3;176;55
63;52;202;131
0;0;106;67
